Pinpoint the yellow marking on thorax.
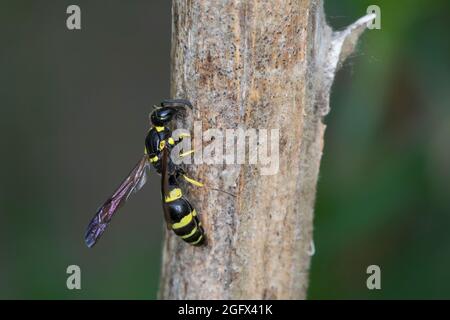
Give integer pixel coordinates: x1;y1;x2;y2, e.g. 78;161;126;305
159;140;166;150
164;188;182;203
172;212;193;229
168;137;175;145
155;126;165;132
149;155;158;162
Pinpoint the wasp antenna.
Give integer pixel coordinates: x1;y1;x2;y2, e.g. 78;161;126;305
161;99;193;109
210;188;237;198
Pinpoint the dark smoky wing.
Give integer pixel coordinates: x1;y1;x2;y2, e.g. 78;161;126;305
84;155;149;248
160;147;172;229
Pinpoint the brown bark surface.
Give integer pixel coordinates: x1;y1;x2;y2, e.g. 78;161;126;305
159;0;374;299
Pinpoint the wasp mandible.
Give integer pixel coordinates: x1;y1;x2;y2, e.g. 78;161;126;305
84;99;205;248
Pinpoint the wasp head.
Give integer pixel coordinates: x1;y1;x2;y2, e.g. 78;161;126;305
150;99;193;126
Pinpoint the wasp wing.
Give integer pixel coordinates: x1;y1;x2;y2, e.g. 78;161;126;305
160;146;172;230
85;155;149;248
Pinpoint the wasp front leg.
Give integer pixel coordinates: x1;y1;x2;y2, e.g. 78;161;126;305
168;132;190;146
168;132;202;187
171;132;196;159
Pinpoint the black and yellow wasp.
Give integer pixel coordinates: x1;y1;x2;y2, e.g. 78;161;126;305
84;99;205;248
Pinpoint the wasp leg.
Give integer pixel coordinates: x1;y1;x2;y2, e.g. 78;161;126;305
179;149;195;158
170;133;191;149
174;167;204;187
181;174;204;187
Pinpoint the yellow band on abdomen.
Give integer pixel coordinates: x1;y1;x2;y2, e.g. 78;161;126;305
181;226;197;239
172;213;193;229
165;188;182;203
191;234;203;245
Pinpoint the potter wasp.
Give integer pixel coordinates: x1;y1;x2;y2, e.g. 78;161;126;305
84;99;205;248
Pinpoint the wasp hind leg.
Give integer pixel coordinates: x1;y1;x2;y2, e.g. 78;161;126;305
174;167;204;188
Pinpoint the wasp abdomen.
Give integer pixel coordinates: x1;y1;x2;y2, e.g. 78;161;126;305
172;210;205;246
164;188;205;246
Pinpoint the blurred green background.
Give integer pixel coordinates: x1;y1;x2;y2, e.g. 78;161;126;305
0;0;449;299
